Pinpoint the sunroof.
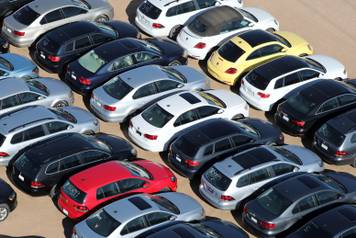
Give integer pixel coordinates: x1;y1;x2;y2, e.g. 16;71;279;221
232;147;276;169
298;176;320;189
339;207;356;222
173;228;195;238
239;29;277;47
128;197;151;210
180;93;201;104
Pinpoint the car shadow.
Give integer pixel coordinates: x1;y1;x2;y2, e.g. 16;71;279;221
62;218;75;238
0;236;45;238
126;0;144;24
264;111;276;124
301;134;314;150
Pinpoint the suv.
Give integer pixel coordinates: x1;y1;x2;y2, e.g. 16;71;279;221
135;0;243;38
0;178;16;222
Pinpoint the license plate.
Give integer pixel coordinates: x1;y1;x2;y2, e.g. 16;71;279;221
136;130;142;136
282;115;289;121
321;143;328;150
206;184;214;193
62;208;68;216
18;174;24;181
250;215;258;224
175;155;181;162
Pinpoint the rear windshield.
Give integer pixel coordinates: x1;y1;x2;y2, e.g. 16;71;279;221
14;152;40;178
272;147;303;165
142;104;173;128
27;80;49;96
14;6;40;26
38;37;61;54
304;58;326;73
188;19;209;36
286;92;318;116
317;123;345;146
103;76;133;100
0;57;13;71
50;108;77;123
257;188;292;216
162;67;186;83
218;41;245;62
86;209;120;236
204;166;231;191
189;223;222;238
174;136;199;157
63;180;86;203
245;70;270;90
139;1;162;19
121;161;151;179
0;134;5;147
78;50;107;74
150;195;180;214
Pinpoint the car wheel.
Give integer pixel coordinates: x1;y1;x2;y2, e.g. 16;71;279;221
266;28;276;32
168;60;181;66
169;25;183;40
0;204;9;222
95;15;109;23
53;100;69;108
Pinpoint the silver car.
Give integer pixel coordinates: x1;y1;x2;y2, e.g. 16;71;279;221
90;65;210;122
0;77;73;115
2;0;114;47
72;192;205;238
199;145;324;210
0;105;99;166
0;53;38;79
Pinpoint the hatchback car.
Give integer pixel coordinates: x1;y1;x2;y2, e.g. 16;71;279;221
242;171;356;236
0;77;73;115
199;145;323;210
0;105;99;166
0;53;38;79
0;0;32;20
240;54;347;111
62;37;187;95
207;29;313;86
177;6;279;60
57;160;177;219
0;36;9;53
30;20;139;73
90;65;210;122
168;118;283;179
128;90;249;152
9;132;136;196
275;79;356;136
135;0;243;38
2;0;114;47
72;192;204;238
0;178;17;222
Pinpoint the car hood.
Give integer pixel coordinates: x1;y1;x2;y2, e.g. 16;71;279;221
147;38;184;57
95;133;134;155
1;53;35;72
172;65;208;85
105;20;139;38
305;54;346;77
243;7;276;23
242;118;283;143
158;192;204;217
35;77;71;97
62;106;97;125
203;220;248;238
325;171;356;194
276;31;309;48
207;89;247;109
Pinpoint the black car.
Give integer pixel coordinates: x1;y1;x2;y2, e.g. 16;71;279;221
8;133;137;196
168;118;284;179
285;204;356;238
0;178;17;222
29;20;139;73
0;0;32;20
275;79;356;136
60;37;187;95
0;35;9;53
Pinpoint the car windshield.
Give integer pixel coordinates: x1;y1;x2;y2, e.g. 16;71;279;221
150;195;180;214
78;50;107;73
50;108;77;123
188;19;209;36
257;188;292;216
174;136;199;157
103;76;133;100
139;1;162;20
85;135;111;152
14;152;40;179
139;40;161;54
121;161;151;179
272;147;303;165
286;92;318;116
13;6;40;26
26;80;49;96
199;92;226;108
189;223;222;238
304;58;326;73
317;123;345;146
204;166;231;191
316;174;346;193
95;22;118;38
0;57;13;71
218;41;245;63
86;209;120;236
72;0;91;9
234;121;259;137
273;33;292;47
38;37;61;54
239;9;258;22
161;67;186;83
63;180;87;203
245;70;269;90
142;104;173;128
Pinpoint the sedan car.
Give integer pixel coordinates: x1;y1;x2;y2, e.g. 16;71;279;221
57;160;177;219
0;36;9;53
1;0;114;47
240;54;347;111
168;118;284;179
128;89;249;152
0;77;73;115
9;132;136;196
0;0;32;20
90;65;210;123
199;145;323;210
275;79;356;136
0;105;99;166
207;29;314;86
30;20;139;73
242;171;356;236
177;6;279;60
0;178;17;222
62;37;187;95
0;53;38;79
72;192;204;238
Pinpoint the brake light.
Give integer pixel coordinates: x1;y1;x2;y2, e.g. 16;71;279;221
257;92;270;98
194;42;206;49
31;181;45;189
259;220;276;230
144;134;158;140
336;150;348;156
14;30;25;36
225;68;237;74
103;105;116;111
291;120;305;127
128;120;133;128
220;195;235;201
79;77;91;85
185;159;200;167
243;205;248;214
0;152;9;157
74;205;88;213
48;55;61;62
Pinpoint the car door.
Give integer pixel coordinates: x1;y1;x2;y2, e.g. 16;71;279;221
109;54;135;74
44;121;72;136
132;51;161;67
272;72;302;104
143;212;176;233
131;82;159;112
39;9;65;34
72;36;93;58
315;190;341;208
0;94;22;115
291;195;319;222
166;1;198;26
61;6;88;24
244;167;274;192
246;44;285;71
120;215;148;238
337;94;356;111
316;97;340;119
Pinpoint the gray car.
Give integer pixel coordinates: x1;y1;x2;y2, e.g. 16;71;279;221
0;77;73;115
2;0;114;47
199;145;324;210
0;105;99;166
72;192;205;238
0;53;38;79
90;65;210;122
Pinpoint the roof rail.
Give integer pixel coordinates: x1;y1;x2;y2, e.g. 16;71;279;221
164;0;181;7
8;117;54;133
0;105;40;120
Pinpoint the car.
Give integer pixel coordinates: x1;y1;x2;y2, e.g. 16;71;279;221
0;105;99;166
61;37;188;95
135;0;243;39
313;107;356;167
176;6;279;60
285;204;356;238
90;65;210;123
207;29;314;86
239;54;347;111
57;159;177;219
242;171;356;236
167;118;284;179
1;0;114;48
0;77;73;115
199;145;324;210
128;89;249;152
0;178;17;222
0;36;9;53
0;53;39;79
29;20;139;73
0;0;32;20
72;192;205;238
275;79;356;136
8;132;137;196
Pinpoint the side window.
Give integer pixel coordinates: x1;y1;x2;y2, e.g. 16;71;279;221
316;191;339;205
110;55;134;71
197;0;216;9
246;49;261;60
121;216;147;235
62;7;87;18
283;73;301;86
46;161;59;174
250;168;271;184
203;145;213;155
274;78;284;89
317;98;339;113
41;10;63;24
351;133;356;143
91;34;112;45
96;182;120;200
236;174;250;187
65;42;74;52
220;19;249;33
174;110;199;126
341;228;356;238
196;106;219;119
231;135;253;147
45;121;70;134
155;80;180;93
78;150;109;164
0;69;7;76
259;44;284;57
299;69;320;81
11;125;46;144
59;155;80;171
338;94;356;106
75;36;91;50
0;95;20;109
132;83;157;99
293;195;317;213
272;163;295;176
214;138;232;153
117;178;145;193
146;212;173;226
134;52;158;64
18;92;40;103
166;1;196;16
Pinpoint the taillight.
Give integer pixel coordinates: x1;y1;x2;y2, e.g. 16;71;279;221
48;55;61;62
144;134;158;140
291;120;305;127
336;150;348;156
74;205;88;213
259;220;276;230
31;181;45;189
194;42;206;49
185;159;200;167
152;23;164;28
14;30;25;36
243;205;248;214
103;105;116;111
225;68;237;74
79;76;91;85
220;195;235;201
0;152;9;157
128;120;133;128
257;92;270;98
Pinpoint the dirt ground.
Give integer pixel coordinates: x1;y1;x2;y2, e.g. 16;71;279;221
0;0;355;237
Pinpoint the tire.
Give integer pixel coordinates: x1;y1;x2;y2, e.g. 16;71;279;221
0;204;9;222
53;100;69;108
95;15;109;23
168;60;181;66
169;25;183;40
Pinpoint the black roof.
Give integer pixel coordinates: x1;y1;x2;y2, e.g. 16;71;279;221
328;107;356;134
180;93;201;104
239;29;278;47
232;147;277;170
129;197;152;210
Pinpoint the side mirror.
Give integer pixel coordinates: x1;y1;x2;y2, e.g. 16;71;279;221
177;83;184;88
248;22;254;27
67;125;74;130
37;96;45;100
217;109;224;114
281;48;287;53
215;1;222;6
143;182;150;188
169;216;176;221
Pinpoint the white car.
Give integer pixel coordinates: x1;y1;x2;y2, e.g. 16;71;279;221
135;0;243;38
128;89;249;152
239;54;348;111
176;6;279;60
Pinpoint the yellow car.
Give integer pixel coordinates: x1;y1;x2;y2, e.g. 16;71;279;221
207;29;314;86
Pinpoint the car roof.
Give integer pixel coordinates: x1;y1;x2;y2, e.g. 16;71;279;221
238;29;279;47
328;107;356;134
120;65;168;88
29;0;87;14
0;78;28;97
147;0;191;9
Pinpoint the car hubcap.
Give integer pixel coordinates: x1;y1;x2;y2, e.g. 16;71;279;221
0;208;8;220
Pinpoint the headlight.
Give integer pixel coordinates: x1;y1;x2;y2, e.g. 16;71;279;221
8;192;16;201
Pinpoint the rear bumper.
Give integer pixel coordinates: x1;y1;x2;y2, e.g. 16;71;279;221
134;16;169;37
61;74;92;96
274;114;305;136
239;87;271;111
199;184;236;210
313;144;354;165
29;49;61;73
89;99;126;123
128;126;164;152
167;153;197;179
206;62;235;86
1;29;34;48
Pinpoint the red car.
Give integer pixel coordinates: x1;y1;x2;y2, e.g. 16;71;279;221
57;160;177;219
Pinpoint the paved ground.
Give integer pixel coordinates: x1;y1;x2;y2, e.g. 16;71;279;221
1;0;355;237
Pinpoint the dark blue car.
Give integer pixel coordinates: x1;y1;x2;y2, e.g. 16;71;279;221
0;35;9;53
